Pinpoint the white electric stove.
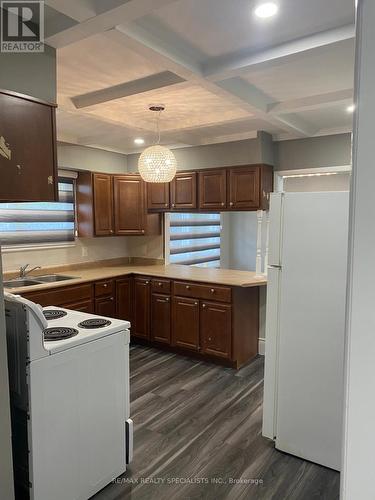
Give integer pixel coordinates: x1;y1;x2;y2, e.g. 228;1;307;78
5;293;133;500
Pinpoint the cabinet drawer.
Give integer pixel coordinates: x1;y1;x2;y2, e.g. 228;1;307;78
151;278;171;294
24;283;93;307
94;280;114;297
173;281;231;303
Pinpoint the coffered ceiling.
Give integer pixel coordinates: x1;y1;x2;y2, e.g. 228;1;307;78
46;0;356;154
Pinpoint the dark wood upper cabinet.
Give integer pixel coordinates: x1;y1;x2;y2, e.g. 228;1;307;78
172;296;200;351
200;301;232;359
147;182;170;210
228;165;273;211
93;173;114;236
151;293;171;344
199;169;227;210
113;175;145;235
133;277;151;340
0;90;57;202
171;172;197;210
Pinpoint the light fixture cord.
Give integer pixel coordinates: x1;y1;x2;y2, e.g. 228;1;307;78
156;110;161;144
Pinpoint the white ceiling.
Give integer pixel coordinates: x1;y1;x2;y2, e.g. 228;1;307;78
47;0;356;154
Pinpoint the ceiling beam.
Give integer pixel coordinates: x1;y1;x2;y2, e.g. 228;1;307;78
45;0;181;48
269;89;354;115
72;71;187;108
204;24;355;80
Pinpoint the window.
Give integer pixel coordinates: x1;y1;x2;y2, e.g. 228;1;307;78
167;213;221;268
0;177;76;247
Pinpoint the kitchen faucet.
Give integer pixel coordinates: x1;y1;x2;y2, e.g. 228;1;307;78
19;264;42;278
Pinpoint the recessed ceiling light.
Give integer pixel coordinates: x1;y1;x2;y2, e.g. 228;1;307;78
134;138;145;145
254;2;279;19
346;105;355;113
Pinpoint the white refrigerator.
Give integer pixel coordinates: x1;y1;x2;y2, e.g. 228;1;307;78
262;191;349;471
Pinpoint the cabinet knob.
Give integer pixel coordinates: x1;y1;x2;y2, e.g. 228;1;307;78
210;288;215;293
186;285;190;290
208;337;212;341
103;283;108;288
141;229;145;233
221;202;225;206
158;282;162;286
145;281;149;284
165;297;169;302
172;203;175;207
202;303;206;308
165;203;168;207
195;302;198;305
110;229;114;234
110;297;114;301
229;201;233;206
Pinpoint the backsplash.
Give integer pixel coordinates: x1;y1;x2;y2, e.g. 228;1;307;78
1;235;163;273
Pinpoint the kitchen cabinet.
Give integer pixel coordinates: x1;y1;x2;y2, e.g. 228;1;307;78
199;169;227;210
147;182;170;210
172;296;200;351
63;299;95;313
77;172;161;237
95;296;116;317
116;277;133;323
0;90;58;202
93;174;114;236
228;165;273;210
151;293;171;344
171;172;197;210
200;301;232;359
133;277;150;340
113;175;146;235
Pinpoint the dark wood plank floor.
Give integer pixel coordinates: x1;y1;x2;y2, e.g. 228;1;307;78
92;345;340;500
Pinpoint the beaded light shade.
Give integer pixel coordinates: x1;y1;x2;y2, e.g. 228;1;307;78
138;145;177;183
138;105;177;183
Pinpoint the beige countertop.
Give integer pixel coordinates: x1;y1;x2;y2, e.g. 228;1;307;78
3;261;267;295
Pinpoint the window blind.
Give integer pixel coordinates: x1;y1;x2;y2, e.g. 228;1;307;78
0;177;75;246
169;213;221;268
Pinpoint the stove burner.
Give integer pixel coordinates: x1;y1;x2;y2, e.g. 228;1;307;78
78;318;112;329
43;327;79;342
43;309;68;321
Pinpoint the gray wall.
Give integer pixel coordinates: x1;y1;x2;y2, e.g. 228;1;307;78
127;132;273;172
275;133;352;171
58;142;127;174
0;45;56;102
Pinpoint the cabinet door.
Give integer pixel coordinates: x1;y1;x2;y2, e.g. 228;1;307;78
93;173;114;235
133;277;150;339
228;166;260;210
172;296;199;351
200;302;232;359
116;277;132;323
113;175;145;235
171;172;197;210
147;182;170;210
95;296;116;317
151;293;171;344
199;169;226;210
0;91;57;202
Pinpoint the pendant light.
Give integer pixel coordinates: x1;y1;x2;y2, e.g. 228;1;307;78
138;105;177;183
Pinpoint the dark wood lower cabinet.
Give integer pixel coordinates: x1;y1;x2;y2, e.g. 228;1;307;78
151;293;171;344
21;275;260;368
116;277;132;323
133;277;150;339
172;296;200;351
95;296;116;317
200;301;232;359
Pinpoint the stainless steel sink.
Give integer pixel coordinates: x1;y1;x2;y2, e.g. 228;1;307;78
3;279;43;288
35;274;77;283
3;274;78;288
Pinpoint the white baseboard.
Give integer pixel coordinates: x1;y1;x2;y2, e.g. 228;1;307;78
258;338;265;356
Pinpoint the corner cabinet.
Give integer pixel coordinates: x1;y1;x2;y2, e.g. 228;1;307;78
228;165;273;211
77;172;161;237
0;90;58;202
